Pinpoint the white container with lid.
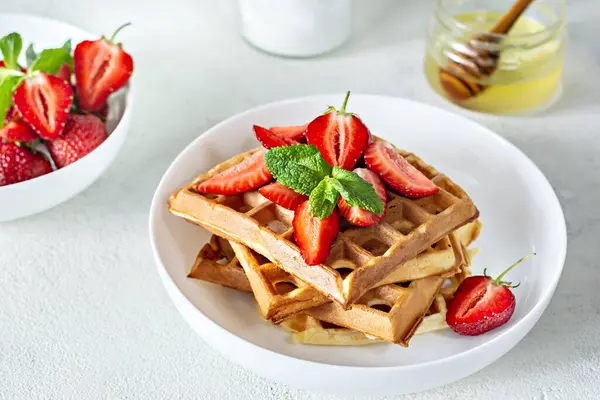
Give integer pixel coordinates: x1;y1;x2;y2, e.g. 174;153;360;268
239;0;352;58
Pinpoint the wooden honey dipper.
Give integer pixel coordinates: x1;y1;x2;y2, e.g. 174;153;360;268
439;0;535;102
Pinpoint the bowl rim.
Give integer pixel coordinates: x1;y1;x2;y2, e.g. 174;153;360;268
0;12;135;192
149;93;567;371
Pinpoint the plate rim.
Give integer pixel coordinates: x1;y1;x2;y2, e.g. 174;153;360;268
149;93;567;372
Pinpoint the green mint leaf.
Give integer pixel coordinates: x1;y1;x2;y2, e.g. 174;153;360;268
25;43;37;68
30;47;72;74
309;177;339;219
332;167;385;216
0;33;23;70
0;75;23;128
264;144;332;195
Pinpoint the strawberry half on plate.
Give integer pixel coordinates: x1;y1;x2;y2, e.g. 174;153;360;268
364;140;439;199
197;149;273;195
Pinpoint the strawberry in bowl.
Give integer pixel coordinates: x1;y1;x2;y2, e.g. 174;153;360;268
0;16;134;222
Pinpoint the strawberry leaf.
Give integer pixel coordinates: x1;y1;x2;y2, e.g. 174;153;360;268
0;33;23;71
25;43;37;68
309;177;339;219
332;166;384;216
0;75;23;128
264;144;332;195
30;47;72;74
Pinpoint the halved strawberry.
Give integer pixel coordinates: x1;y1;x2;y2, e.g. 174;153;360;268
293;200;340;265
269;124;308;141
364;140;439;199
339;168;387;226
74;23;134;112
306;91;370;170
259;182;307;210
0;119;38;143
446;254;534;336
197;149;273;195
253;125;297;149
13;73;74;140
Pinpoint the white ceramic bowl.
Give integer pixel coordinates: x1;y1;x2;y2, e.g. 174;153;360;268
149;94;566;396
0;14;133;222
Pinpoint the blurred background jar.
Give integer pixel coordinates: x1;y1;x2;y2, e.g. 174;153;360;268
424;0;566;115
238;0;351;58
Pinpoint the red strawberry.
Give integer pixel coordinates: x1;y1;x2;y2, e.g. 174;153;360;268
364;140;439;199
197;149;273;195
74;23;134;112
0;119;38;143
269;124;308;141
253;125;297;149
13;73;74;140
47;114;107;168
339;168;387;227
259;182;307;210
55;62;71;82
0;142;52;186
446;254;535;336
293;200;340;265
306;91;370;170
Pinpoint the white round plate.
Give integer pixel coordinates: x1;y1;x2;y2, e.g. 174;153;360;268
149;94;566;396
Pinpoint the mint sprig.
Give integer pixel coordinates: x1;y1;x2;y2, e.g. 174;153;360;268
264;144;331;195
265;144;384;219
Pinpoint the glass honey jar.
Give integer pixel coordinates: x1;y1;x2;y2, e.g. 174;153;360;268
424;0;566;114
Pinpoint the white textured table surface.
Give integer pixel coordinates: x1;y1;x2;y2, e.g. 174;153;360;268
1;1;599;399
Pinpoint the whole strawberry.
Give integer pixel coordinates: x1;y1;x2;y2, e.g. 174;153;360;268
0;142;52;186
446;254;535;336
47;114;108;168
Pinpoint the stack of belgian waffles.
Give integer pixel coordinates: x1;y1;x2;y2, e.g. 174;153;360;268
169;145;480;346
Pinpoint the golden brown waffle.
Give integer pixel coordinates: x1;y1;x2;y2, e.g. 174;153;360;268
169;140;479;307
283;294;451;346
191;220;480;323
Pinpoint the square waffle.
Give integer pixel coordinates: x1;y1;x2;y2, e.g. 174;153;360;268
190;220;480;323
169;140;479;307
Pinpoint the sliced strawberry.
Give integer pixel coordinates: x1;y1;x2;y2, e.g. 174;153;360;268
306;91;370;170
293;200;340;265
0;142;52;186
269;124;308;141
364;140;439;199
259;182;307;210
13;73;74;140
339;168;387;227
446;254;534;336
55;62;71;82
0;119;38;143
74;23;134;112
197;149;273;195
47;114;108;168
253;125;297;149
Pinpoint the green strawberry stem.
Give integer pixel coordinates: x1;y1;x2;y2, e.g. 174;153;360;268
109;22;132;43
340;90;351;114
492;253;536;286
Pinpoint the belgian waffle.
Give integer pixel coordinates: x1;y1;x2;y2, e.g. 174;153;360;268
169;140;479;307
191;220;480;323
